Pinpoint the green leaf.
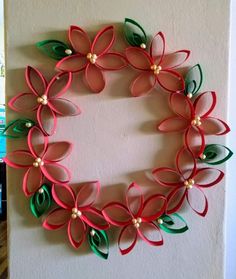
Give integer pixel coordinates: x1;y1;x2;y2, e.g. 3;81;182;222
158;213;188;234
30;184;52;218
88;228;109;259
185;64;203;96
199;144;233;165
36;40;72;60
124;18;147;47
1;119;35;138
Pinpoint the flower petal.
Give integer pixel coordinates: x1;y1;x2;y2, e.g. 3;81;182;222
42;163;71;184
125;47;152;70
69;25;91;55
46;72;72;98
51;183;75;209
43;142;73;162
102;202;131;226
23;167;43;196
138;222;163;246
175;146;196;179
76;181;100;209
169;92;194;119
118;224;137;255
92;26;114;55
150;32;165;65
96;52;127;70
186;186;208;217
56;54;88;73
81;207;109;230
25;66;47;96
158;116;189;132
166;187;187;214
3;151;34;168
193;91;216;118
8;93;38;112
201;117;230;135
130;71;156;97
67;218;86;248
161;50;190;69
152;167;181;187
49;98;81;116
141;194;167;222
85;64;105;93
43;208;70;230
126;183;144;217
194;168;224;188
28;126;48;158
184;126;205;158
157;69;185;92
37;105;57;136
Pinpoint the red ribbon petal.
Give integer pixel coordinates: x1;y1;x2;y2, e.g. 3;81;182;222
25;66;47;96
28;126;48;158
118;224;137;255
43;141;73;163
56;54;88;73
150;31;165;66
125;47;152;70
67;218;86;248
8;93;38;112
130;71;156;97
69;25;91;55
186;186;208;217
51;183;76;209
96;52;127;70
43;208;70;230
76;181;100;209
92;25;115;56
23;166;43;197
85;63;105;93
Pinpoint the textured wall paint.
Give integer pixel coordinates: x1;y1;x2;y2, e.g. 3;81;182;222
5;0;230;278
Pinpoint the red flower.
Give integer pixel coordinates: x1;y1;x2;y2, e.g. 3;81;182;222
102;183;166;255
125;32;190;96
158;91;230;157
43;182;109;248
3;126;72;196
152;147;224;217
9;66;80;136
56;25;127;93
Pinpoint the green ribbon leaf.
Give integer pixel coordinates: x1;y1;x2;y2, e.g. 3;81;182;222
88;228;109;260
30;184;52;218
199;144;233;165
36;40;72;60
124;18;147;48
185;64;203;96
1;118;35;138
158;213;188;234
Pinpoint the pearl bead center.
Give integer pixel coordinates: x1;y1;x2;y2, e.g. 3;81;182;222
87;53;97;64
132;217;142;228
151;64;162;75
37;95;48;105
33;157;44;167
191;116;201;126
71;208;82;219
184;178;195;189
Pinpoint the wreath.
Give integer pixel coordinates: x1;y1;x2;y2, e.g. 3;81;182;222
2;18;232;259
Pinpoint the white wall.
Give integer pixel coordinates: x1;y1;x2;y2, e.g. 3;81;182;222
6;1;230;278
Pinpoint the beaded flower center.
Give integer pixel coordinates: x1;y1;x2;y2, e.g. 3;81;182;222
191;116;201;126
132;217;142;228
37;94;48;105
71;207;82;219
150;64;162;75
33;157;44;167
87;53;97;64
184;179;195;189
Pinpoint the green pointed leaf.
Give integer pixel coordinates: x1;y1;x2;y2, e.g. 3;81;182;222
158;213;188;234
30;184;52;218
36;40;72;60
124;18;147;48
185;64;203;96
199;144;233;165
88;228;109;259
1;119;35;138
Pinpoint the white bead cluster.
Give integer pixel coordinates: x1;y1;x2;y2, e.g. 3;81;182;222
150;64;162;75
191;116;201;126
184;178;195;189
33;157;44;167
140;43;146;49
71;208;82;219
132;217;142;228
87;53;97;64
37;94;48;105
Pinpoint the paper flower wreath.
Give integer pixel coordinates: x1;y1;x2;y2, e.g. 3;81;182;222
2;18;232;259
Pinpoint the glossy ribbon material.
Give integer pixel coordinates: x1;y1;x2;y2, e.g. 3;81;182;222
30;184;52;218
88;228;109;259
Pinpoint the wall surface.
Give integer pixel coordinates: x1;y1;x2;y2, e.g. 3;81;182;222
5;1;230;279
